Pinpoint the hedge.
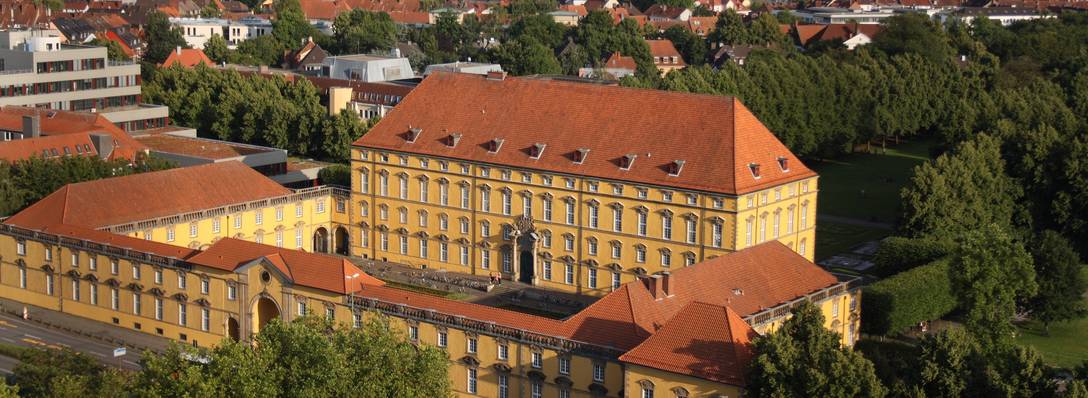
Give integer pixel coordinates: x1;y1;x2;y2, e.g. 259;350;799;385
861;259;956;336
871;237;953;277
317;164;351;187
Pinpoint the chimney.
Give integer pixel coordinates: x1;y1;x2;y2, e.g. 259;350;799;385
22;114;40;138
661;271;673;297
89;133;113;159
176;45;181;55
640;274;664;300
259;65;269;73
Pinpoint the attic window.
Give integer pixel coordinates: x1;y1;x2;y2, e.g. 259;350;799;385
620;154;637;170
777;156;789;172
667;160;685;177
447;133;462;148
573;148;590;164
488;138;505;154
406;127;422;143
749;163;761;179
529;143;546;159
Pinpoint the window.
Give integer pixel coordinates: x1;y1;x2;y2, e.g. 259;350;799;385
687;194;697;205
662;191;673;202
438;330;448;347
480;167;490;178
686;219;696;243
565;201;575;225
275;207;284;221
522;195;532;216
745;218;754;247
531;352;542;368
565;264;574;284
360;171;369;193
212;218;221;234
460;164;470;174
759;215;767;243
542;231;552;248
542;175;552;186
588;204;598;228
481;250;490;269
637;212;647;236
661;250;672;267
593;362;605;381
399;208;408;224
641;384;654;398
460;246;469;265
178;303;187;326
501;170;511;180
611;242;621;258
522;172;532;183
587;182;598;192
326;307;334;320
565;178;575;189
228;284;237;300
380;232;389;251
398;175;408;199
613;208;623;232
45;274;54;296
459;218;469;234
71;279;80;301
440;242;448;262
71;253;79;267
636;246;646;263
542;197;552;221
788;207;795;233
353;312;362;328
501;191;512;215
200;278;209;294
16;240;25;255
468;336;478;353
801;203;808;228
419;180;428;202
408;325;419;340
111;259;119;275
498;374;509;398
588;268;597;288
542;260;552;280
379;173;389;196
298;301;308;316
18;267;26;289
166;227;175;242
460;185;470;209
234;214;243;229
612;272;621;289
498;343;509;360
587;238;598;256
612;184;623;195
111;287;119;310
255;211;264;225
501;250;512;273
713;198;724;208
201;308;210;331
800;239;807;256
559;356;571;374
132;264;141;279
531;381;542;398
419;239;428;258
564;235;574;251
833;299;840;318
379;205;389;220
296;229;303;248
275;230;284;247
481;221;491;237
637;188;648;199
178;272;187;289
296;205;303;218
155;298;163;320
439;182;449;205
88;257;97;271
713;222;723;247
400;235;408;255
90;284;98;305
467;368;477;394
418;211;428;227
662;214;673;240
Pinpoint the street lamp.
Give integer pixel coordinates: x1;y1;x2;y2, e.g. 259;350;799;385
346;272;360;314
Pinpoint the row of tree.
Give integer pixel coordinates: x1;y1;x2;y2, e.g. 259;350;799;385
0;155;175;217
0;315;450;397
141;65;371;162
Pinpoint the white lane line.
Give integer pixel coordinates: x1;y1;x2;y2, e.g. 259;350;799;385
122;360;139;367
90;351;106;357
23;334;41;340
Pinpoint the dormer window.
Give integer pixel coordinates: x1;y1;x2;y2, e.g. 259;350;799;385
447;133;462;147
620;154;637;170
488;138;504;154
777;156;789;172
749;163;761;179
530;143;546;159
574;148;590;164
668;160;685;177
406;127;422;143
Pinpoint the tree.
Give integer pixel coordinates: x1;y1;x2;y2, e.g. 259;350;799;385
2;154;175;217
0;162;26;216
748;302;887;398
659;25;707;65
145;11;188;65
321;110;371;161
872;13;954;62
88;37;131;61
917;328;975;398
749;12;787;46
708;10;749;46
1026;230;1086;333
272;0;316;50
507;14;567;49
232;35;285;66
491;37;562;75
510;0;556;15
899;134;1024;239
948;224;1038;349
332;10;397;54
11;347;127;398
202;34;229;64
199;3;222;18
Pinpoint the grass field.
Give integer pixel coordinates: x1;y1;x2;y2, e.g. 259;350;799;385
815;221;889;261
1014;268;1088;369
811;139;934;224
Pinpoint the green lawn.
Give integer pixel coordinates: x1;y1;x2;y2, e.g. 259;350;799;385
811;139;933;224
1014;268;1088;369
815;221;889;261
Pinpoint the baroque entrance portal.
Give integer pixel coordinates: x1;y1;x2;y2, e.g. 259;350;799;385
510;214;539;285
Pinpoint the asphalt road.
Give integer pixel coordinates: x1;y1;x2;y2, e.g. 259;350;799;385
0;312;142;373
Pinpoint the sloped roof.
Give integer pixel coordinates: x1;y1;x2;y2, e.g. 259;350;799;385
646;39;682;58
187;238;382;294
0;133;98;161
4;161;292;229
793;23;827;46
619;302;757;386
160;48;213;68
815;23;883;42
0;106;145;161
353;72;814;195
604;51;637;70
41;223;200;259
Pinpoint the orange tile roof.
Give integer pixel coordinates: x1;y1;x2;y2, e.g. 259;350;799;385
619;302;756;385
159;48;213;68
604;51;637;70
646;39;686;66
563;242;838;350
793;23;827;46
41;224;200;259
815;23;883;42
135;134;277;160
0;133;99;161
4;161;292;230
388;11;430;24
0;106;145;161
187;238;382;294
353;72;815;195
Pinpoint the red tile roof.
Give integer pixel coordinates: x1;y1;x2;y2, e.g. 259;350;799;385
42;224;200;259
4;161;292;230
187;238;383;294
619;302;756;385
563;242;838;350
646;39;686;67
353;72;815;195
815;23;882;42
159;48;213;68
388;11;431;24
0;106;145;161
604;51;637;70
0;133;99;161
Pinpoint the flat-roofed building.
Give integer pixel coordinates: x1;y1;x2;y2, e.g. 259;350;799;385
352;72;819;297
134;133;329;188
321;54;415;83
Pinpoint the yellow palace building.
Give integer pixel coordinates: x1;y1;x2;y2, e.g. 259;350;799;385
350;72;818;296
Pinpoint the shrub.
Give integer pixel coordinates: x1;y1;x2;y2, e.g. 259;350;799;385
872;237;953;277
318;164;351;187
862;259;956;335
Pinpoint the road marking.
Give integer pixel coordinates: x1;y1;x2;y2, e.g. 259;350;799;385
21;337;45;346
122;360;139;367
0;320;14;328
23;334;41;340
89;351;105;357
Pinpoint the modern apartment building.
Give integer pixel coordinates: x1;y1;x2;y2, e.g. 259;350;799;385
351;72;819;296
0;29;168;132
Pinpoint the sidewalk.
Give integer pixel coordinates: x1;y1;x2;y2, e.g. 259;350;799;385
0;297;173;355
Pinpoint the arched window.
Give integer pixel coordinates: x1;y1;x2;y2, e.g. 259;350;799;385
638;380;655;398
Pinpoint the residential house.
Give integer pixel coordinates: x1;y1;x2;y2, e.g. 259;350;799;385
159;47;213;68
646;39;685;75
578;51;636;79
